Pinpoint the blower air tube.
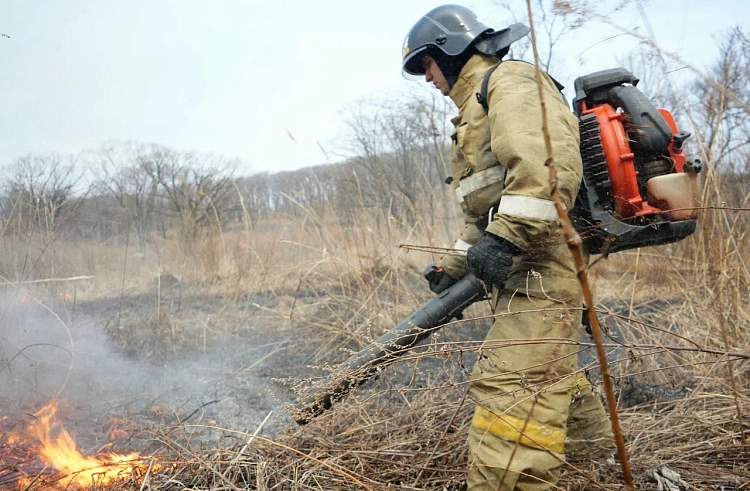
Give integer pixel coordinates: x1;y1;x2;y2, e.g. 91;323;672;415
293;273;486;424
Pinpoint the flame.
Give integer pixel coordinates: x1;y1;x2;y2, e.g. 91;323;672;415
10;399;152;490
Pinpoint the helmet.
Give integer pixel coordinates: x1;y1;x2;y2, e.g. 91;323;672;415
402;4;530;77
402;4;491;77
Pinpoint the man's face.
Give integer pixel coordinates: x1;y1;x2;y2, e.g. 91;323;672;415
422;55;450;96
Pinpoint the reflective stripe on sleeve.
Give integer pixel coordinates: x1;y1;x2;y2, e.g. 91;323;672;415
455;166;507;201
497;194;559;222
452;238;472;256
456;188;465;204
471;406;566;453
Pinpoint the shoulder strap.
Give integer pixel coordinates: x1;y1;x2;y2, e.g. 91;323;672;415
476;61;566;115
476;63;501;115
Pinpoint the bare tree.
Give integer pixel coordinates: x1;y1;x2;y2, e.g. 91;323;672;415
234;172;273;225
86;142;240;245
337;89;453;226
152;148;237;245
1;153;84;238
690;27;750;174
90;142;161;244
494;0;589;72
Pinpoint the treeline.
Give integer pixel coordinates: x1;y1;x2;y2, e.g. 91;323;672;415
0;90;456;245
1;144;238;244
1;27;748;248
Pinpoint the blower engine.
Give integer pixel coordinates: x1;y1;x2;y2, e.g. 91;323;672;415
570;68;702;255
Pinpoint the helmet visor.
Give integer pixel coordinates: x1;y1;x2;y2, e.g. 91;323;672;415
402;43;429;79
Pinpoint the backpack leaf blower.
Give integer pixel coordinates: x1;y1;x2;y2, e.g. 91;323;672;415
570;67;702;255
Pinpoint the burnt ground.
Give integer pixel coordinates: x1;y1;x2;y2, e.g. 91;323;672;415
0;282;299;453
0;278;689;459
580;297;693;407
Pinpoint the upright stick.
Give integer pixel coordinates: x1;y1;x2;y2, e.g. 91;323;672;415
524;1;635;488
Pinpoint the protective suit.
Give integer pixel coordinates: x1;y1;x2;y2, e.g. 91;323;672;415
401;4;613;487
441;55;614;490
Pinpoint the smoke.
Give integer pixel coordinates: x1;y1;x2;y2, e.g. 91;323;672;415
0;289;287;442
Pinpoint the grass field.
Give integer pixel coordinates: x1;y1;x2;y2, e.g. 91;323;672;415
1;182;748;489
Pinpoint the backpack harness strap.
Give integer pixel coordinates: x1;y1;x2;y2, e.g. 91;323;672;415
476;63;501;115
476;61;566;115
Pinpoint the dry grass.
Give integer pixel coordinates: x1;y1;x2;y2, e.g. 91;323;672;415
4;197;748;489
80;373;749;490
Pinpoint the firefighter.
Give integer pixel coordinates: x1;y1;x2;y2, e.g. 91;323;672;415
403;5;614;490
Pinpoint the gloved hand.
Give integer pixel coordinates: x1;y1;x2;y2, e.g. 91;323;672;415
424;265;459;294
466;233;521;290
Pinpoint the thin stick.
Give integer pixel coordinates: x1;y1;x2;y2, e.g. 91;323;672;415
234;410;274;462
139;458;155;491
179;399;221;425
524;1;634;488
0;275;94;285
411;386;469;486
245;346;286;371
22;465;48;491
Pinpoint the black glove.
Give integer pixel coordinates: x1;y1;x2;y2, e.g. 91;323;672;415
424;265;459;294
466;233;521;290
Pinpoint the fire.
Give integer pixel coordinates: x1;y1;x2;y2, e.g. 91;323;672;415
3;399;152;490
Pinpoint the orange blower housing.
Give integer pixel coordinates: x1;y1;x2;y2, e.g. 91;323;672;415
570;68;702;255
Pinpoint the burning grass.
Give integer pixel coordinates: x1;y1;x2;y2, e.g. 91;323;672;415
36;383;743;490
1;399;154;490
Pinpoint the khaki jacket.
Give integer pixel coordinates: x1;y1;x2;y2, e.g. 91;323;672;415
440;54;583;300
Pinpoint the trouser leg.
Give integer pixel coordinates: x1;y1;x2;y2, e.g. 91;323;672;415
466;293;581;491
468;425;562;491
565;374;615;457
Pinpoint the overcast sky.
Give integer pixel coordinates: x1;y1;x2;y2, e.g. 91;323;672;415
0;0;747;176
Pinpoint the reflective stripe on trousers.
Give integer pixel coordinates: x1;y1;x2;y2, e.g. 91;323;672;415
471;373;591;454
472;406;566;454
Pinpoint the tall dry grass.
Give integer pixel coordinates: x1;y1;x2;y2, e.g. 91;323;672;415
2;131;749;490
3;20;750;491
4;167;747;489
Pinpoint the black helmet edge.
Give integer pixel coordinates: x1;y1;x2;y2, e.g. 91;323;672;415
473;22;530;57
402;4;491;76
402;6;529;78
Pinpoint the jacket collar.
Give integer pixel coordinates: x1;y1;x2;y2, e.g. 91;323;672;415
449;54;500;112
